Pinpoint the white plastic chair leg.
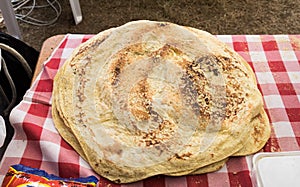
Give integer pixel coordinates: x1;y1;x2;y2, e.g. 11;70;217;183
69;0;83;25
0;0;22;39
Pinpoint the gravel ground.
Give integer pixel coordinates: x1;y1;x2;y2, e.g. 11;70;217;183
2;0;300;50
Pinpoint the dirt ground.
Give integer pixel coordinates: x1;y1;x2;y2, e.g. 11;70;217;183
3;0;300;51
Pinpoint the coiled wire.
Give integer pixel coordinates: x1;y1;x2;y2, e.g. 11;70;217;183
12;0;61;26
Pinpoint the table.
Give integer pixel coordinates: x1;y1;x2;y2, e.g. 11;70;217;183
0;34;299;187
31;35;65;83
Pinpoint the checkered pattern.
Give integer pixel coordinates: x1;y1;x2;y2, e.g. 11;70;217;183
0;34;299;186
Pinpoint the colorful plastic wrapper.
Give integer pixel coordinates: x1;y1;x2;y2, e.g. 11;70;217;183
1;164;98;187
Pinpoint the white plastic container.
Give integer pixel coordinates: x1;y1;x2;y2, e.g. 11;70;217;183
252;151;300;187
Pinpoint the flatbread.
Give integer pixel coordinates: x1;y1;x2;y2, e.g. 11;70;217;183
233;109;270;156
53;101;228;176
52;103;269;175
52;20;269;183
52;101;88;161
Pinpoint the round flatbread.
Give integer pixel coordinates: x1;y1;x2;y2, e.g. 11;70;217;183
52;20;268;183
233;109;270;156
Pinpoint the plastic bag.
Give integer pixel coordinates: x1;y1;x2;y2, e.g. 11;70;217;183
0;116;5;148
0;32;39;160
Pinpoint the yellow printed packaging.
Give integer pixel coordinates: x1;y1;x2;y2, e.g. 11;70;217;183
2;164;98;187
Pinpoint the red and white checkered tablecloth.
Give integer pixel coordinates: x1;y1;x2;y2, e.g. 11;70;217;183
1;34;299;187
